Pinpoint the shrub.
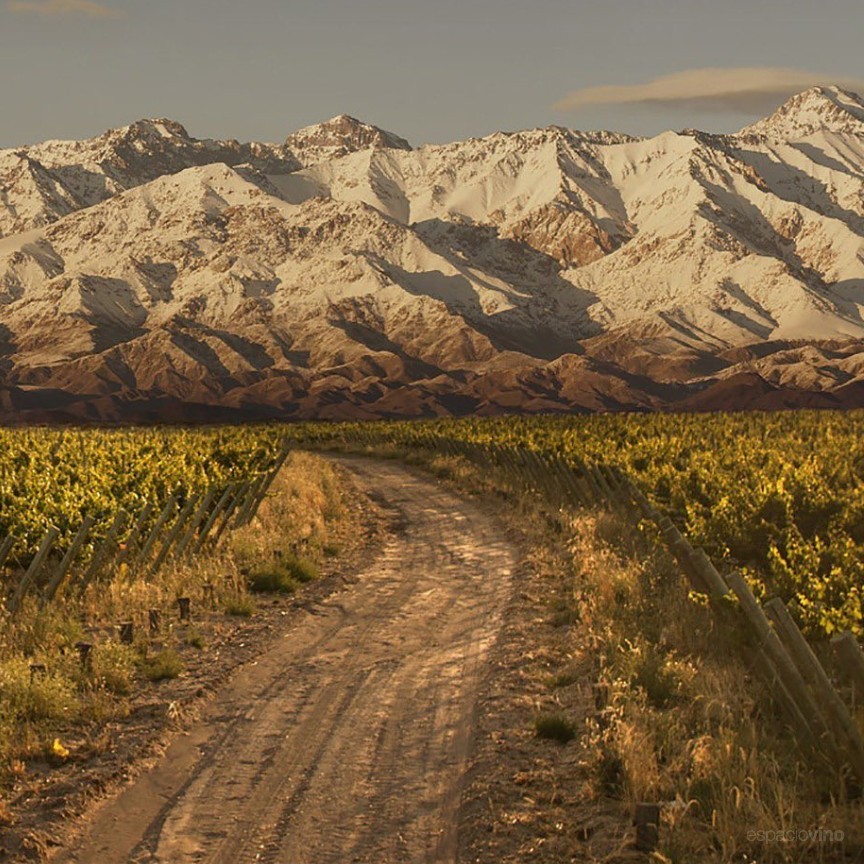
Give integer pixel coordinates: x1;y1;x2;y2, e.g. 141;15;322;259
534;713;576;744
247;564;298;594
224;595;255;617
142;650;183;682
0;657;79;723
184;629;205;649
596;745;626;796
90;642;137;696
634;650;686;709
285;554;318;583
247;554;318;593
321;541;341;558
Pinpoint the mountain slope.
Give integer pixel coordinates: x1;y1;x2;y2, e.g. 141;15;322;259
1;88;864;421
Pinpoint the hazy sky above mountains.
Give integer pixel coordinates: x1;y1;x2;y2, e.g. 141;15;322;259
1;0;862;147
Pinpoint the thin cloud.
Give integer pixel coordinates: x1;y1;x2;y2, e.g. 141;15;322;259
553;68;864;115
6;0;121;17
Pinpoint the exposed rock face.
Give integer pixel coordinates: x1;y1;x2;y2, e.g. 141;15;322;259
1;89;864;422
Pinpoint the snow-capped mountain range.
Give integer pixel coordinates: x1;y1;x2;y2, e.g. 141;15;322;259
1;86;864;421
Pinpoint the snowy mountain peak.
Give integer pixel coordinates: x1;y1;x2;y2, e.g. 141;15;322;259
1;89;864;420
284;114;412;162
115;118;193;143
742;85;864;140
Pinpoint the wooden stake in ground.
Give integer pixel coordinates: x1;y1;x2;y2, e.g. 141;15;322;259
7;526;60;615
725;571;839;761
150;495;200;574
193;485;236;553
82;510;128;586
134;497;178;570
831;632;864;703
118;501;156;569
764;598;864;785
43;516;95;603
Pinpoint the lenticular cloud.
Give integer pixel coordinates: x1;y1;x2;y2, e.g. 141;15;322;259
6;0;120;18
553;67;864;114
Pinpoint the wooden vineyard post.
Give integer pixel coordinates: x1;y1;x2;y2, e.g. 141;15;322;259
573;466;598;508
7;526;60;615
81;510;128;587
665;538;713;596
150;494;200;574
209;481;250;546
513;447;533;495
831;632;864;702
624;479;664;523
43;516;95;603
597;464;625;507
117;501;156;569
497;446;521;497
751;644;821;751
551;454;588;509
690;548;732;606
531;451;558;504
515;447;536;495
173;489;216;561
522;450;548;501
495;444;516;494
234;475;265;528
246;472;275;523
0;536;15;573
764;598;864;784
244;445;291;525
725;571;838;759
590;465;616;507
193;485;236;553
528;451;552;499
134;496;178;569
580;462;604;506
543;452;572;510
654;519;725;601
539;452;570;510
505;448;529;496
238;445;291;527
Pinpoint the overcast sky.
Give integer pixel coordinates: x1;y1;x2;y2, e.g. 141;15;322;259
1;0;862;148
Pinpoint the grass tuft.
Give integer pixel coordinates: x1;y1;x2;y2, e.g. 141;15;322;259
184;628;205;650
224;595;255;617
546;668;581;689
89;642;136;696
142;650;183;682
534;713;576;744
247;553;318;594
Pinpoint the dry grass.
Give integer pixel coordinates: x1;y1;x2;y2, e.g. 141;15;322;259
562;508;864;862
0;451;356;803
358;445;864;863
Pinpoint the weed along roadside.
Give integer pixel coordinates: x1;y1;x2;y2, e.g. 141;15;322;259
315;438;864;864
0;450;375;861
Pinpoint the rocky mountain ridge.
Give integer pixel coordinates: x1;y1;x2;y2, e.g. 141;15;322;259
0;87;863;422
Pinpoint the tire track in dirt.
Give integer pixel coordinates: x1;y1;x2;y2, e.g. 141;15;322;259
54;457;516;864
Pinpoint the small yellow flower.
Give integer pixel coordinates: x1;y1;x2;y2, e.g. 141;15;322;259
52;739;69;760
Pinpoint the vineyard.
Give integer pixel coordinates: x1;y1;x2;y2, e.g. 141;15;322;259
0;427;356;821
0;426;289;565
290;410;864;640
4;413;858;641
0;415;862;861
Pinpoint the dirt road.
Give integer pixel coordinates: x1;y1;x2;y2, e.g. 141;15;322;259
55;457;516;864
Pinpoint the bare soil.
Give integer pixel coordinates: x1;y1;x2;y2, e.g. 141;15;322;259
1;457;384;863
49;457;517;864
